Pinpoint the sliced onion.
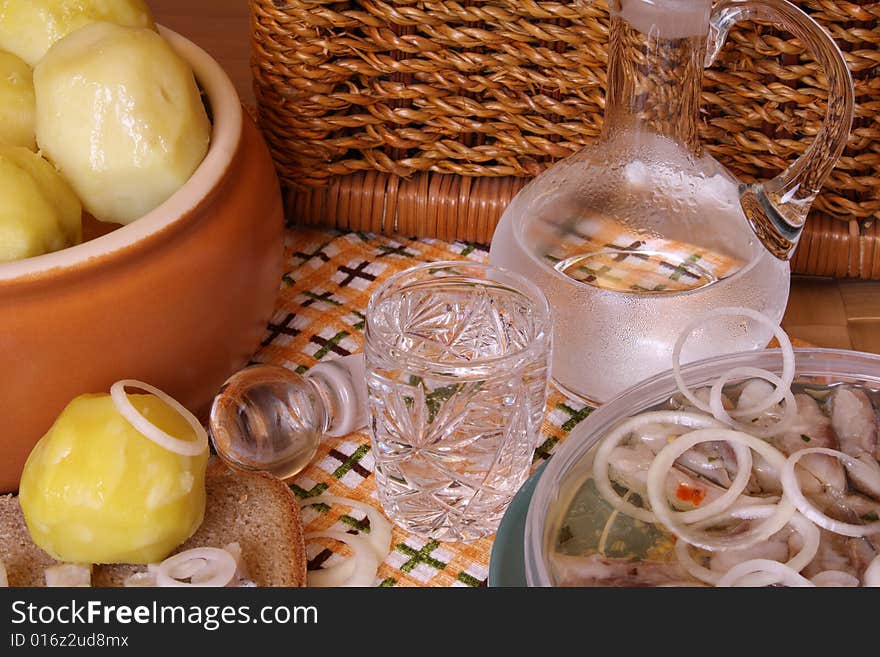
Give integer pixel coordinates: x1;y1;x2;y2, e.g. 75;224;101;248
781;448;880;538
307;549;357;587
647;429;794;551
223;541;250;581
674;506;819;586
123;571;158;587
304;531;379;587
300;495;392;561
709;367;798;438
672;307;794;415
716;559;814;587
111;379;208;456
864;555;880;587
45;563;92;587
126;544;247;588
810;570;860;587
156;547;237;587
592;411;726;523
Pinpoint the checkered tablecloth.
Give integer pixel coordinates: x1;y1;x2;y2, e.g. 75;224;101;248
251;227;589;586
257;225;743;587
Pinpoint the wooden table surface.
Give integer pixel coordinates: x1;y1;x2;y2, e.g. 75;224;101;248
150;0;880;355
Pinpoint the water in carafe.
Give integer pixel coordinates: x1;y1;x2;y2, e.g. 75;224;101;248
490;0;853;403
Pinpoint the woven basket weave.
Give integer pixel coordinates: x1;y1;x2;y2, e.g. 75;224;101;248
250;0;880;278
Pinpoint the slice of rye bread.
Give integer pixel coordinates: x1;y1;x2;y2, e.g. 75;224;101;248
0;459;307;587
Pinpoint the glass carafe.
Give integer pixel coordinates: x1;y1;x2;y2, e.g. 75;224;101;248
489;0;853;404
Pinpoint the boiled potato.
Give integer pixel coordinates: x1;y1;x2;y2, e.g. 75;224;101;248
34;22;211;225
19;392;208;565
0;145;80;262
0;0;155;66
0;50;35;149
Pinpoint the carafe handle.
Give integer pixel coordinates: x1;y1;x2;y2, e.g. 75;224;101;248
705;0;854;259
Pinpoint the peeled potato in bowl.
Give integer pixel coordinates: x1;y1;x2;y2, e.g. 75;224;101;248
0;145;81;263
34;21;211;226
0;50;35;149
0;0;155;66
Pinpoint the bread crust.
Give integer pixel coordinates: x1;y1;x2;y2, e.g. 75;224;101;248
0;493;56;587
0;460;307;587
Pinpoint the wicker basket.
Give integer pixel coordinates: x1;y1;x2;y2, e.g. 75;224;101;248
250;0;880;278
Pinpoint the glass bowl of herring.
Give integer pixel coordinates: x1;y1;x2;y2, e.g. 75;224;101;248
524;307;880;587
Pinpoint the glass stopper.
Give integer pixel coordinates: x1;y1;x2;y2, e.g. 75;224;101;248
209;354;367;479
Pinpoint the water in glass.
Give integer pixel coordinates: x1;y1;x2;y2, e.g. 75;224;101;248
365;263;551;542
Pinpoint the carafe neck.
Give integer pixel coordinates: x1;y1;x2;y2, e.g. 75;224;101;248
604;0;712;152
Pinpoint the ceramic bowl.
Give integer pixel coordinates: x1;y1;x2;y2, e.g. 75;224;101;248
522;347;880;586
0;28;285;492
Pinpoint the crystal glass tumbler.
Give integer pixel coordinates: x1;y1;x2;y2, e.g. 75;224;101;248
364;261;552;542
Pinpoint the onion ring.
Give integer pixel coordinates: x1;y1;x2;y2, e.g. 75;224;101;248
674;505;819;585
716;559;814;587
672;307;794;416
44;563;91;587
810;570;860;587
111;379;208;456
156;547;237;587
304;531;379;587
123;571;157;587
709;367;798;438
592;411;727;523
301;495;392;561
647;429;794;551
307;549;356;587
781;448;880;537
